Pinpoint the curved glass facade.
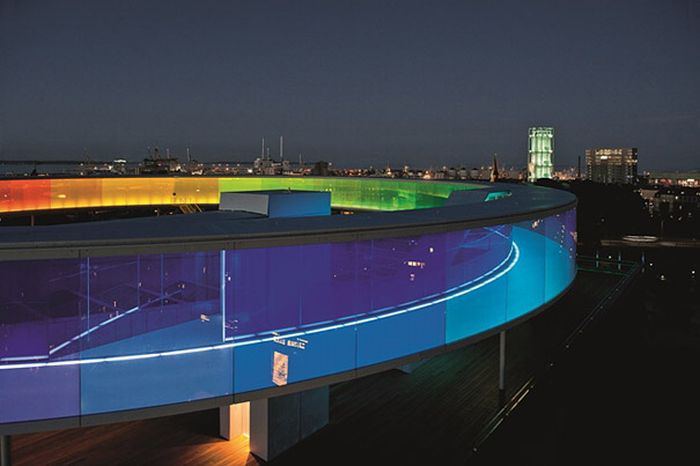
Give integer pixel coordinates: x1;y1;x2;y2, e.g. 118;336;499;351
0;208;575;425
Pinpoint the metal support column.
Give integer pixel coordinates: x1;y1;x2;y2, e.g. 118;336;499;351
1;435;11;466
498;331;506;402
220;250;226;342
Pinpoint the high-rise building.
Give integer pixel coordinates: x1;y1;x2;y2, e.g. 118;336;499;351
585;148;638;184
528;127;554;182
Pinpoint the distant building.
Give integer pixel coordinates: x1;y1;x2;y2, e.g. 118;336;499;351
140;148;181;175
253;136;293;175
638;188;658;215
585;148;638;184
652;186;700;223
311;161;330;176
645;170;700;187
528;127;554;182
552;167;578;180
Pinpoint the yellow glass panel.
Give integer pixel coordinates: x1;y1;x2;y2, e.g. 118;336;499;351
50;178;102;210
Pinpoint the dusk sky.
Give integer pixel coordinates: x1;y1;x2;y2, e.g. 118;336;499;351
1;0;698;170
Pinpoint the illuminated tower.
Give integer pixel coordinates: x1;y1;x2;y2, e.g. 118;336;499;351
527;127;554;182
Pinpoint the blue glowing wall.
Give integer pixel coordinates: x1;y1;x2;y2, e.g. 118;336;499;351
0;209;576;425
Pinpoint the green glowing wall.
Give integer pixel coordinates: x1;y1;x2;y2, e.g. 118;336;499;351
218;177;481;211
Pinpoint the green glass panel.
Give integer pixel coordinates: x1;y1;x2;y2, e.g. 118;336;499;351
217;177;482;211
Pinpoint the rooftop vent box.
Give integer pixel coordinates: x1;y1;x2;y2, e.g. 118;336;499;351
219;190;331;218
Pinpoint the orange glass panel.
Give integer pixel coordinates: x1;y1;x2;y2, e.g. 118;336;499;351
0;179;52;213
172;178;219;204
101;178;176;207
50;178;103;210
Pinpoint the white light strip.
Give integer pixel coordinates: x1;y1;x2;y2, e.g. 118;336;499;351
48;289;183;357
48;304;142;356
1;236;519;371
0;355;49;362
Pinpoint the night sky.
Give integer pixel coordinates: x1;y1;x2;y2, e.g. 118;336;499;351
1;0;698;170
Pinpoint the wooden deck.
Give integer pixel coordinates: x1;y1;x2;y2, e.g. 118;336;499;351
9;269;631;465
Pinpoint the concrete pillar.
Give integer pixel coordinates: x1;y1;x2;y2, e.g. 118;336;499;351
249;386;329;461
1;435;10;466
219;402;250;440
498;331;506;392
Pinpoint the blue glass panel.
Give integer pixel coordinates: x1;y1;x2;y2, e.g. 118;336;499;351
79;250;230;415
0;258;84;423
544;214;575;301
505;220;546;322
80;347;233;414
357;300;445;366
357;232;447;366
445;226;511;342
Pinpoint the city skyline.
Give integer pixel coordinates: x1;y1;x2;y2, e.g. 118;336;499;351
1;0;698;170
